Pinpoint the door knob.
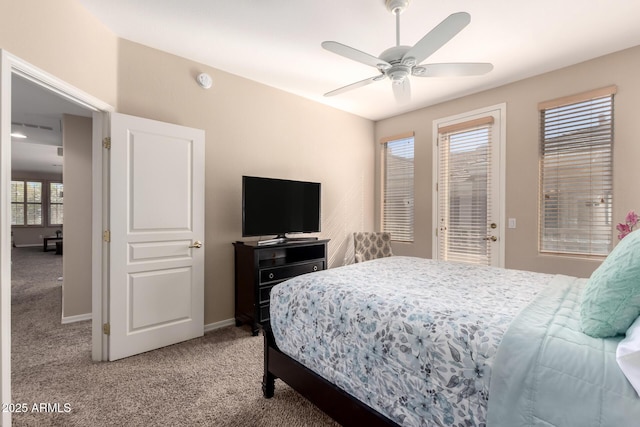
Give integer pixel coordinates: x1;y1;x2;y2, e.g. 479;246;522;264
483;236;497;242
189;240;203;248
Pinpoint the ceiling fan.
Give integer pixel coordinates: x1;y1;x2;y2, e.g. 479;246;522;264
322;0;493;103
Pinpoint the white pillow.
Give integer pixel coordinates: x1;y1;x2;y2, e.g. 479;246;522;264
617;316;640;397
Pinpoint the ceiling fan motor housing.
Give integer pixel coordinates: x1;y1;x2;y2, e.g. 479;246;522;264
379;45;412;83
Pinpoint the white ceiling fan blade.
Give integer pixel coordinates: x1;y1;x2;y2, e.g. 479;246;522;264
402;12;471;66
324;74;385;97
392;78;411;104
413;62;493;77
322;41;391;70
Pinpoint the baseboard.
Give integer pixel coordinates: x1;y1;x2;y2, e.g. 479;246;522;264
61;313;92;324
204;318;235;333
60;314;234;330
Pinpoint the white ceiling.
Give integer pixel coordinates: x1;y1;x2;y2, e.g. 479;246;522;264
11;74;92;174
77;0;640;121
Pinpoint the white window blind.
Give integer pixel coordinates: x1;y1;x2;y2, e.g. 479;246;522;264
50;182;64;225
11;180;42;226
382;133;414;242
539;86;615;256
438;117;494;265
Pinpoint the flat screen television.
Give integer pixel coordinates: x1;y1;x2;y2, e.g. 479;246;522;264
242;176;321;243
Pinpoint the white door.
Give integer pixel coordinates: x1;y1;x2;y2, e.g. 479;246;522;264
433;105;505;267
108;113;205;361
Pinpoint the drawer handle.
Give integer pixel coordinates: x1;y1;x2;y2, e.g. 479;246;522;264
313;265;318;272
268;273;274;279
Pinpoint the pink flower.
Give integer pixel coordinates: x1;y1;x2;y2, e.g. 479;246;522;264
617;223;631;240
618;210;638;240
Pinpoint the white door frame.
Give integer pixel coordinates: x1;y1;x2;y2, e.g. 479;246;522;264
431;103;507;267
0;50;113;425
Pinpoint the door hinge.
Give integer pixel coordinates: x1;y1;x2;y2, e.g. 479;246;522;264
103;323;110;335
103;137;111;149
103;230;111;242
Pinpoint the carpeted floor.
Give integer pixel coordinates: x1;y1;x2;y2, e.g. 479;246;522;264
10;246;338;426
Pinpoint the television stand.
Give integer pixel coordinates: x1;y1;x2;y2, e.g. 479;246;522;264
233;239;329;335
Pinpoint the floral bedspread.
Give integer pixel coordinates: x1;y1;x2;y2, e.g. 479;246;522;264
270;256;554;427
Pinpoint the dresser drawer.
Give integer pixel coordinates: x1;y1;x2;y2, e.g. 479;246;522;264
259;304;270;323
260;260;324;284
259;284;277;304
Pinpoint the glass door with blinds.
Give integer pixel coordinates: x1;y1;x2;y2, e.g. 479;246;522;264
433;106;504;267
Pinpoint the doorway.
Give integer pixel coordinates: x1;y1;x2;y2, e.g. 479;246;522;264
10;72;93;314
1;50;112;426
432;104;506;267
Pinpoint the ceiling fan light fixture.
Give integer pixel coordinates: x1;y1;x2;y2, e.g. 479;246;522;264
390;70;408;83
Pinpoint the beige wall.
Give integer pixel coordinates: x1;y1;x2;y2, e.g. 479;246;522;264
116;40;375;325
61;114;92;318
375;45;640;278
0;0;118;106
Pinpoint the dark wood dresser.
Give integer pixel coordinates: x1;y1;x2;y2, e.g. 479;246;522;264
233;239;329;335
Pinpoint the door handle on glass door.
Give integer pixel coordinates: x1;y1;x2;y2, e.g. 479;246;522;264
189;240;203;248
483;236;497;242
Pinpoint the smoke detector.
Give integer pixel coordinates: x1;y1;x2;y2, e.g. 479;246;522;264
196;73;213;89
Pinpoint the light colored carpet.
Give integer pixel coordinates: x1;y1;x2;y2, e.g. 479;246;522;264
11;246;338;426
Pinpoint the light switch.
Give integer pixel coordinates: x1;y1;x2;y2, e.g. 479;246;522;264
508;218;517;229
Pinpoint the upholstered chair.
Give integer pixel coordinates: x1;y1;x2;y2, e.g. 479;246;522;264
353;232;393;263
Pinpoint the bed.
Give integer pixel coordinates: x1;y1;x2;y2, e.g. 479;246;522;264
263;255;640;426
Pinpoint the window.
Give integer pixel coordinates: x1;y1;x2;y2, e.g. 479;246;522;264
381;132;414;242
50;182;64;225
539;86;616;256
11;180;42;226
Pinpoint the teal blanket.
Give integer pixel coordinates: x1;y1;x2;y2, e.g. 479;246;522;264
487;275;640;426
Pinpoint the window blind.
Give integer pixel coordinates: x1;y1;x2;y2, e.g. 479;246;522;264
11;180;43;226
50;182;64;225
539;86;615;256
382;134;414;242
437;117;494;265
11;181;25;226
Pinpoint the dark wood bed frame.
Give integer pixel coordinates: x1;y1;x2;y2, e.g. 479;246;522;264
262;324;401;427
